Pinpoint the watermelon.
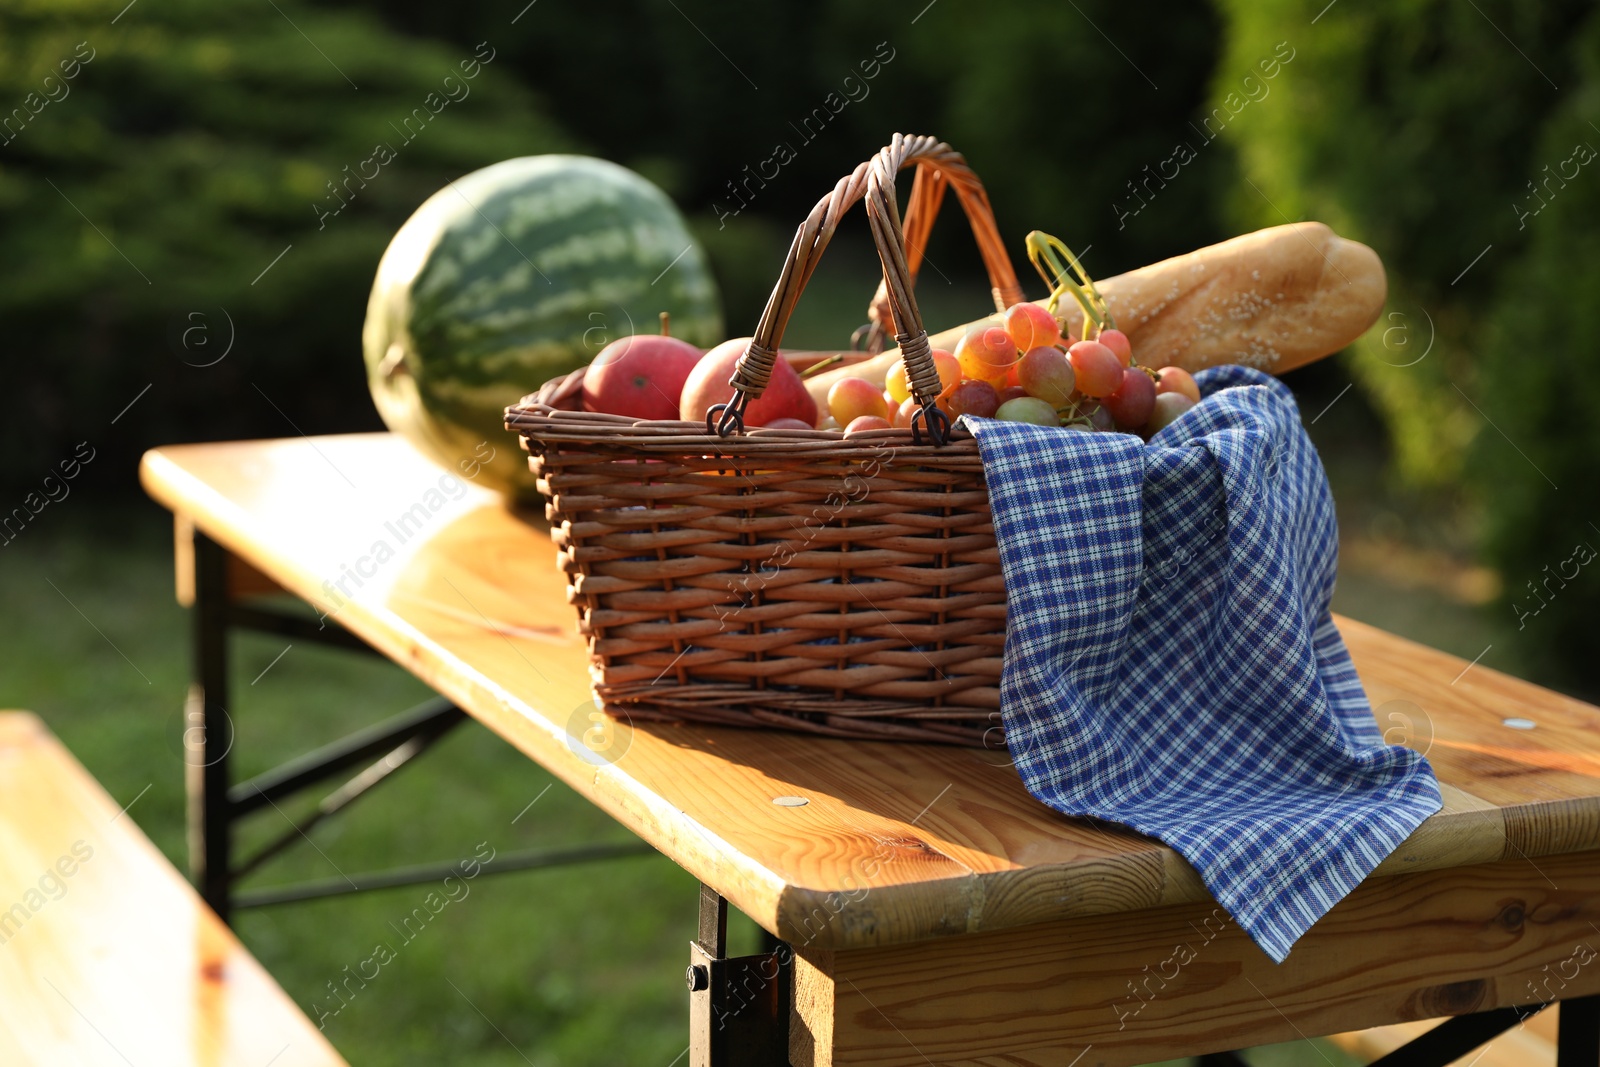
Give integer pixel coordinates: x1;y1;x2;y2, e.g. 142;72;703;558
363;155;723;496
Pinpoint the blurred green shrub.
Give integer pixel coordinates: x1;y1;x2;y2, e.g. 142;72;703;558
1479;78;1600;683
1210;0;1585;482
1211;0;1600;686
4;0;1237;497
367;0;1233;281
817;0;1232;281
0;0;572;490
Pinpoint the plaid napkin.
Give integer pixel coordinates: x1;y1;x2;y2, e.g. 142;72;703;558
962;365;1441;963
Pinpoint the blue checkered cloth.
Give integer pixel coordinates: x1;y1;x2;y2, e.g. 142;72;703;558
962;365;1441;963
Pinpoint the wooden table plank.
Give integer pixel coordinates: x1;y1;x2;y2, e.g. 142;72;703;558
0;712;345;1067
792;849;1600;1066
1346;615;1600;851
139;433;1600;952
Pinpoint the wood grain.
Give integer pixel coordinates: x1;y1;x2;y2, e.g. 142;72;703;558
140;434;1600;952
1345;614;1600;814
791;850;1600;1066
1330;1004;1558;1066
0;712;346;1067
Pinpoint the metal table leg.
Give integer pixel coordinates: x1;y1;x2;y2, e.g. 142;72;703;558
187;531;233;922
687;885;791;1066
1560;993;1600;1066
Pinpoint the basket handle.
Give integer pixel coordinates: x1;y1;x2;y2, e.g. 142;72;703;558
710;134;1023;445
861;160;1025;352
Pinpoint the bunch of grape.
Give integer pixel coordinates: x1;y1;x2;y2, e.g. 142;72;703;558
820;230;1203;438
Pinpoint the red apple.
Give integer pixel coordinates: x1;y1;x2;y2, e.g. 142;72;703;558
581;334;704;420
679;337;819;428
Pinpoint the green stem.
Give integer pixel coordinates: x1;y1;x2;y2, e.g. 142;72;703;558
1027;230;1116;335
1056;283;1103;334
797;353;845;380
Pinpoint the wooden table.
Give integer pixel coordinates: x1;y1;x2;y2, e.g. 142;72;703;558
142;432;1600;1066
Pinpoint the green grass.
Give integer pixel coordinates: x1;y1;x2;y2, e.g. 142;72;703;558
2;504;724;1065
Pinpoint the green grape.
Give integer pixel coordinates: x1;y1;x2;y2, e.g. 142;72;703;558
995;396;1060;426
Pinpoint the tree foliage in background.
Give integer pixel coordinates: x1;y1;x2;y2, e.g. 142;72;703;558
1479;53;1600;684
363;0;1232;323
819;0;1232;279
3;0;1237;495
1211;0;1590;483
1212;0;1600;685
0;0;571;489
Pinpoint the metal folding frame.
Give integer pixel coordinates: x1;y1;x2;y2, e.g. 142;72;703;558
1196;994;1600;1066
688;884;792;1067
183;531;653;927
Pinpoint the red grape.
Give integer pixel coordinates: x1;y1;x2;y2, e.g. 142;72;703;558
1004;302;1062;352
1156;365;1201;404
931;349;961;393
1103;368;1156;430
1098;328;1133;366
955;326;1017;385
1067;341;1123;397
1017;346;1076;406
997;385;1028;404
941;379;1000;420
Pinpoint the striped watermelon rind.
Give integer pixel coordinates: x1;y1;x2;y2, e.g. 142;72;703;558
364;155;723;495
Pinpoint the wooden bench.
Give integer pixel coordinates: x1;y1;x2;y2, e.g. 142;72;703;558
0;711;346;1067
1332;1008;1558;1065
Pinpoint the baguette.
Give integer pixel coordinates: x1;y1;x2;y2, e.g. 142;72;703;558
804;222;1386;404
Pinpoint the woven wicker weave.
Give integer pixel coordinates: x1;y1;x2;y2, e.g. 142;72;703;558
507;134;1028;746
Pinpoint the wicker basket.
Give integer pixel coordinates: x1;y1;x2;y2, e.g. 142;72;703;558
506;134;1032;746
